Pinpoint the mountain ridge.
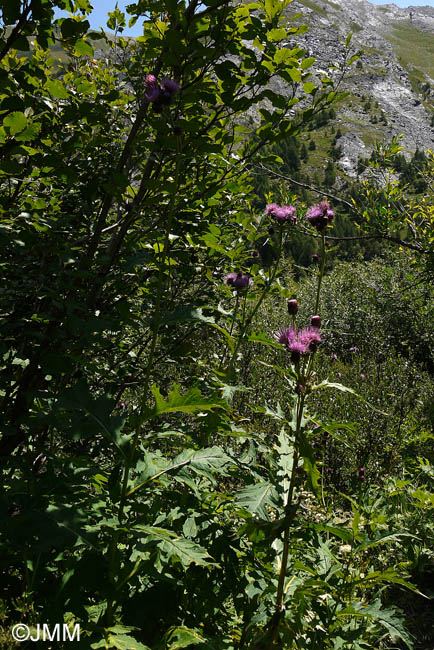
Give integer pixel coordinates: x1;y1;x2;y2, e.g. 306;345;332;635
281;0;434;175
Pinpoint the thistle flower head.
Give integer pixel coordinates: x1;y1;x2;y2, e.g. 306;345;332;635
145;74;179;107
226;272;253;291
298;326;321;352
144;74;161;102
311;315;321;328
161;78;180;96
266;203;296;223
306;200;334;231
274;325;321;362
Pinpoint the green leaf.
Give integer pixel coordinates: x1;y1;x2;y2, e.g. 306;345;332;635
128;446;232;496
142;383;226;420
360;600;414;649
235;481;279;520
15;122;42;142
276;428;294;506
288;68;302;83
165;626;206;650
45;80;69;99
300;57;315;69
312;523;353;543
248;332;282;350
3;111;27;135
74;38;94;57
161;305;234;352
133;526;217;570
303;82;316;94
267;28;287;42
345;32;353;48
92;635;150;650
299;436;320;498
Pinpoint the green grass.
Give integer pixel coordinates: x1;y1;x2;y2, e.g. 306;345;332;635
386;20;434;89
295;0;327;18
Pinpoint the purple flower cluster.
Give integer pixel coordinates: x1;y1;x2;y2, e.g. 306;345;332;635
144;74;179;110
274;325;321;363
306;200;334;231
265;203;296;223
226;272;253;291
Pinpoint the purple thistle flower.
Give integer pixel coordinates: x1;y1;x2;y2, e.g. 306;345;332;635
145;74;180;109
266;203;296;223
298;326;321;353
274;325;321;362
265;203;279;215
273;326;296;346
226;272;253;291
161;78;180;96
289;340;310;363
120;402;126;408
306;200;334;231
144;74;160;102
360;373;365;380
349;346;359;353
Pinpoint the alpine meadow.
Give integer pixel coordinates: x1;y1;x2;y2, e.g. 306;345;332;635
0;1;434;649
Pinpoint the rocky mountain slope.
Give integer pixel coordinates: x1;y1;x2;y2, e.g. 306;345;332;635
282;0;434;175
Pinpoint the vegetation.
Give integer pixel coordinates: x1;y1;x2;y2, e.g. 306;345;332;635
0;1;433;650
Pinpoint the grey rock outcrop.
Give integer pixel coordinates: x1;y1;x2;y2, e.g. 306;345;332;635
283;0;434;175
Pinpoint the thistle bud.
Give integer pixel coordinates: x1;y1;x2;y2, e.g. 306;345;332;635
252;249;259;257
287;299;299;315
312;253;319;264
358;467;365;481
311;315;321;328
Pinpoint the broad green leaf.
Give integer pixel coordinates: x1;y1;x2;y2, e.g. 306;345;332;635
3;111;27;135
128;447;232;496
359;600;414;649
133;526;217;570
299;436;320;498
142;383;226;420
15;122;42;142
267;28;287;42
91;635;150;650
303;82;316;94
45;80;69;99
165;627;206;650
288;68;302;83
300;57;315;69
160;305;234;351
276;428;294;505
311;523;353;543
74;38;94;56
235;481;279;520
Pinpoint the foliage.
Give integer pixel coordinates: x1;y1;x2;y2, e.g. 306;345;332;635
0;1;433;649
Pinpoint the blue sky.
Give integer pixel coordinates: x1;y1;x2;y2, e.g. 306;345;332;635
54;2;145;37
54;0;434;37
